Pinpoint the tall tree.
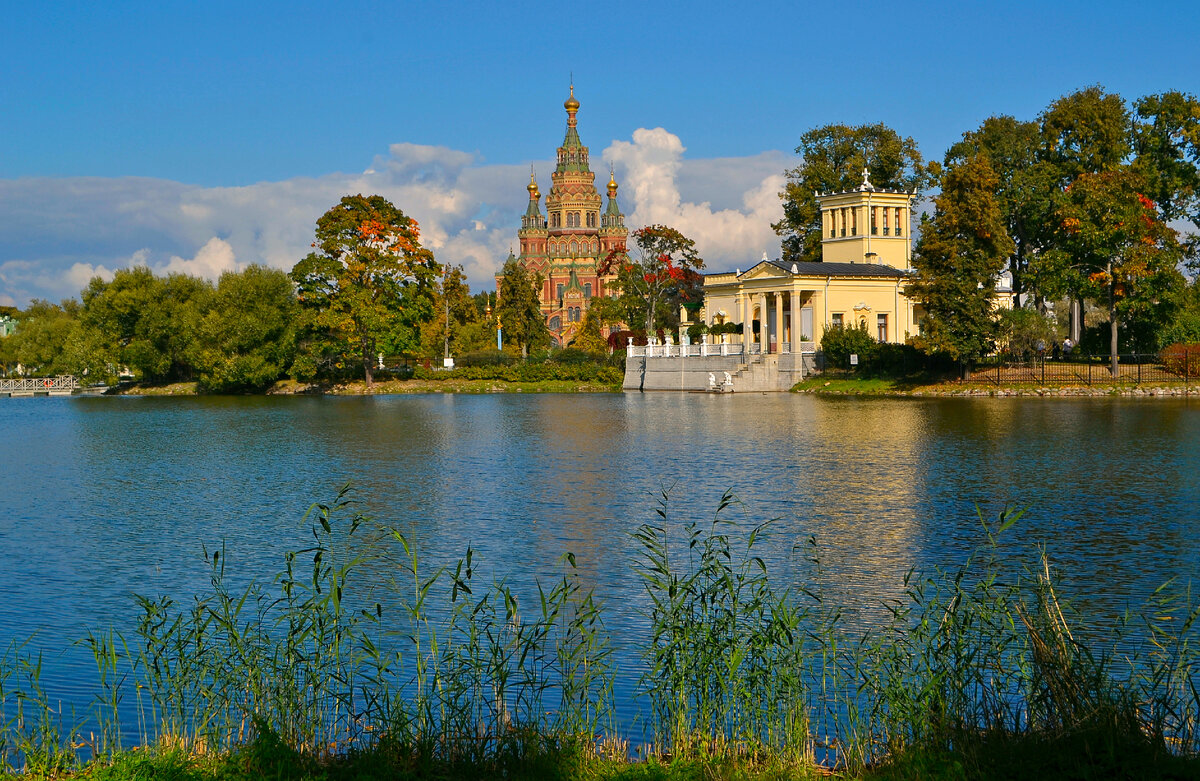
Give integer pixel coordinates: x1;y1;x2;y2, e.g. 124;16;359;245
418;264;481;360
1047;169;1183;374
495;258;548;358
1133;91;1200;239
290;195;438;387
81;268;209;383
774;123;934;263
945;116;1051;302
194;265;299;392
598;224;704;335
907;156;1015;375
1040;86;1132;181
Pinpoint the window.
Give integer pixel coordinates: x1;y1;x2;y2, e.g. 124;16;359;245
840;208;847;237
586;212;596;228
831;313;843;328
570;240;578;254
557;283;565;300
584;283;592;298
549;316;561;331
829;212;836;237
851;208;858;236
882;208;889;236
877;314;888;342
871;207;878;235
551;212;561;228
894;207;903;237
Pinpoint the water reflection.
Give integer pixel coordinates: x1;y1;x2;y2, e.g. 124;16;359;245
1;393;1198;732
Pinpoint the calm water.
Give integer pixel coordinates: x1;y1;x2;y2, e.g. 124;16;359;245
2;392;1199;735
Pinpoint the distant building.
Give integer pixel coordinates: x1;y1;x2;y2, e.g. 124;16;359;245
500;86;628;347
0;316;15;338
700;169;1012;352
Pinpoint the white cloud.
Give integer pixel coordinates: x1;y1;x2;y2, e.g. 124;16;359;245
156;237;239;279
0;136;791;306
604;128;785;269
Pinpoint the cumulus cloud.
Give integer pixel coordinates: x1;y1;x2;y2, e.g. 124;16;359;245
604;128;785;270
155;237;239;279
0;135;791;306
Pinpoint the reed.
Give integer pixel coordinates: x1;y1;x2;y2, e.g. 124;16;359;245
0;490;1197;780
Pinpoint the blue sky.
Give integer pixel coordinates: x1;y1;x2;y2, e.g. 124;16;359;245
2;0;1198;306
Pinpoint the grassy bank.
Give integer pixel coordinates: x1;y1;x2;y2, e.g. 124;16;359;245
793;375;1200;397
115;376;623;396
2;492;1198;780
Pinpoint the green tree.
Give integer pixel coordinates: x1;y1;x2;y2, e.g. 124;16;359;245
946;116;1053;302
907;156;1015;374
418;264;481;360
194;266;299;392
996;307;1058;357
1040;86;1131;182
598;224;704;335
819;322;877;370
495;258;548;358
80;268;209;383
1133;91;1200;240
4;299;80;376
290;194;438;387
774;123;934;263
1048;169;1184;374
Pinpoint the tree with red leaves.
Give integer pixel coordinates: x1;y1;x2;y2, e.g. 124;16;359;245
598;224;703;336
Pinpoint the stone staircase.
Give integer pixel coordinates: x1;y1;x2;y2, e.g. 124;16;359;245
729;354;785;392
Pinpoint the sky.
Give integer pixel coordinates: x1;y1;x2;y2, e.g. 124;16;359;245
2;0;1198;307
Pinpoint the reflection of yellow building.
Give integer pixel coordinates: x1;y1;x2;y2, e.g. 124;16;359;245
701;170;1012;351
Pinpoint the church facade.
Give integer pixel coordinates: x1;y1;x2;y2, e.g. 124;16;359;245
502;87;628;347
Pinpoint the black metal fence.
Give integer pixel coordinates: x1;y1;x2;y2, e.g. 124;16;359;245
964;349;1198;386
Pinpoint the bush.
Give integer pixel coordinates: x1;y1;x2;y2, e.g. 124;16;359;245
686;323;708;340
707;322;741;335
607;330;646;350
820;323;877;370
457;349;518;368
1159;343;1200;378
551;347;599;365
412;363;623;384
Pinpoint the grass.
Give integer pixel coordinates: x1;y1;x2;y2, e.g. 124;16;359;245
2;491;1199;780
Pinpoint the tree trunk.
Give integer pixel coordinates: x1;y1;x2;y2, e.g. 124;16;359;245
362;337;374;389
1109;273;1119;378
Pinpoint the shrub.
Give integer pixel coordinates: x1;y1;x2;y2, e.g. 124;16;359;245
707;321;741;336
1159;343;1200;378
552;347;598;365
607;330;646;350
457;349;518;368
820;323;877;370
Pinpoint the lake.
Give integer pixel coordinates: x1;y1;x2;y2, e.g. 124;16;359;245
2;392;1199;739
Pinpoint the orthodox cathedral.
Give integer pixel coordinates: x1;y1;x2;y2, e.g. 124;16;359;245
503;86;627;346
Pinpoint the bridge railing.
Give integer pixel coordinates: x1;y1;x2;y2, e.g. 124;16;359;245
0;376;80;392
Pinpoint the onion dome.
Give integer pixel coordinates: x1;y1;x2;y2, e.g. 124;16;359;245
564;84;579;112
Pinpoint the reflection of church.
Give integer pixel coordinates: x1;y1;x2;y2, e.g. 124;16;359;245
502;86;628;346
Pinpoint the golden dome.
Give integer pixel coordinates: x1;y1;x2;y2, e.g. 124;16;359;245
564;84;579;111
528;169;539;195
607;170;618;192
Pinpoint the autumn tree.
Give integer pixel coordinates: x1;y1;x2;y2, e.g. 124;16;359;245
907;156;1015;374
1047;169;1183;374
1133;91;1200;241
495;257;548;358
774;123;934;263
598;224;703;336
290;195;438;387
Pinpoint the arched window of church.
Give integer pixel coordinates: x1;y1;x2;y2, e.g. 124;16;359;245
557;283;565;300
587;212;596;228
570;240;578;254
549;316;561;331
584;283;592;298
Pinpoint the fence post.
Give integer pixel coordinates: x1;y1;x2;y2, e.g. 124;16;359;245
1041;356;1045;386
1087;358;1091;386
1136;352;1141;385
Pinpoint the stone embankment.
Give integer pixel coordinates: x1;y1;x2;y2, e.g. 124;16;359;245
805;384;1199;398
